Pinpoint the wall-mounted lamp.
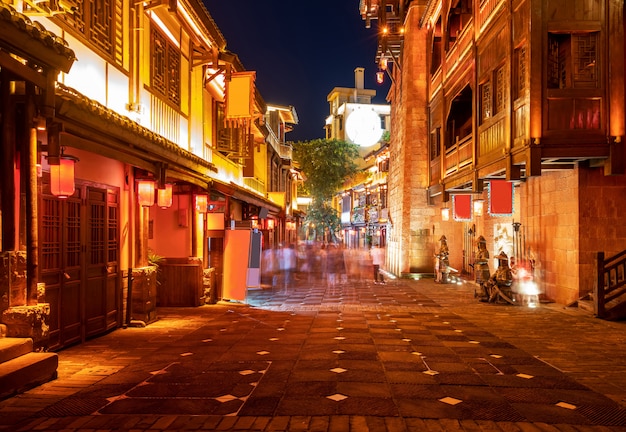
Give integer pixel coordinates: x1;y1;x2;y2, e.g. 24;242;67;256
441;206;450;221
48;149;79;199
137;179;156;207
195;194;208;213
473;198;484;216
157;183;173;208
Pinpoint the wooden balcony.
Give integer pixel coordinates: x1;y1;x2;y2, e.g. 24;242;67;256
444;21;474;80
477;0;505;33
444;134;473;176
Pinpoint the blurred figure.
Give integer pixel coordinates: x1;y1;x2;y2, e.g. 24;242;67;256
261;245;277;287
279;244;297;289
326;244;346;287
371;246;386;284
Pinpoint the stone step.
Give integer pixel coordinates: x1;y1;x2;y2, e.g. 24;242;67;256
577;298;595;313
0;337;34;363
0;351;58;400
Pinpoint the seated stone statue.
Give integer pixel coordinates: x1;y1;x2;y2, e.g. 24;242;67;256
482;251;513;303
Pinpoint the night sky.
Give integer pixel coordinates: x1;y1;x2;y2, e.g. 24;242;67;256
203;0;391;142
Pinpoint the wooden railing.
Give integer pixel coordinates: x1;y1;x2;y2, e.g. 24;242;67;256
444;135;473;175
595;250;626;319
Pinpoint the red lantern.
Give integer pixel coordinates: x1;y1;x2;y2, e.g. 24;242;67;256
50;154;79;199
195;194;208;213
137;180;156;207
157;184;173;208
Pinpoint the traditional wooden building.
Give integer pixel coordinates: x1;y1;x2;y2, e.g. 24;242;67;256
361;0;626;316
0;0;299;374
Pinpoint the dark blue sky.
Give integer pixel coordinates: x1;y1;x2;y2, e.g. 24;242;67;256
203;0;390;142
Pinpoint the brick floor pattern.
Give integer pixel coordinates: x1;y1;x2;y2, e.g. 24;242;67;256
1;277;625;431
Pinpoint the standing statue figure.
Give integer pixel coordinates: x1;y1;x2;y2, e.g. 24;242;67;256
435;235;450;283
474;235;491;298
482;251;513;303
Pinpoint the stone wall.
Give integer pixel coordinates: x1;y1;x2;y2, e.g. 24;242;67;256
522;169;580;305
386;4;434;276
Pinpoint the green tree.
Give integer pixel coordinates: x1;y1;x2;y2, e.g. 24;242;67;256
292;138;360;242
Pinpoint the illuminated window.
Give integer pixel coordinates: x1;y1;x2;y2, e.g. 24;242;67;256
548;32;598;90
480;81;491;123
60;0;121;65
494;65;506;115
151;27;181;106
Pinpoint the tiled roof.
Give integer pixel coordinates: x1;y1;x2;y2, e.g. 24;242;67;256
0;3;76;67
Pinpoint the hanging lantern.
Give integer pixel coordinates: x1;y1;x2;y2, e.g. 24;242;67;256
137;179;156;207
50;153;79;199
157;184;173;208
195;194;208;213
376;70;385;84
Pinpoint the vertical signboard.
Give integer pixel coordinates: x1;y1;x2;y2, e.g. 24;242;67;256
247;230;262;289
223;229;251;302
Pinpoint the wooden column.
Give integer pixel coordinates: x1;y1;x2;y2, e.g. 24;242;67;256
1;70;16;251
24;82;39;305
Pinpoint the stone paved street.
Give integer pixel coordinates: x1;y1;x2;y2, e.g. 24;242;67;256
0;275;625;431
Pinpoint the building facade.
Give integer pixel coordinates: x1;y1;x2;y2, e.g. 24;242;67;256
360;0;626;312
326;68;391;249
0;0;299;352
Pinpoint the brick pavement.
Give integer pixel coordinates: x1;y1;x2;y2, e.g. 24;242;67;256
0;276;625;431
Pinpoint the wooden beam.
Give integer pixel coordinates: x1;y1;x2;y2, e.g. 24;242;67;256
605;137;625;175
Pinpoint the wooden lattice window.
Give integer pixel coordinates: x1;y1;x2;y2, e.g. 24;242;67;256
108;204;118;263
513;45;527;100
66;200;82;267
548;32;598;89
41;198;61;270
215;103;247;159
151;27;181;106
90;201;106;266
480;81;491;123
494;65;506;114
430;127;441;160
60;0;121;65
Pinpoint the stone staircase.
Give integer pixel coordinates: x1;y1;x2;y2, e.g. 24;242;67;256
0;335;58;400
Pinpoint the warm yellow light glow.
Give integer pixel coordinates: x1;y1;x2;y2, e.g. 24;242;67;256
376;71;385;84
379;57;388;71
267;219;275;230
473;199;484;216
195;194;208;213
137;180;156;207
441;207;450;221
157;184;173;208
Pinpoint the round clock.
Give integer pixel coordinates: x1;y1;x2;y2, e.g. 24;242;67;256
345;108;383;147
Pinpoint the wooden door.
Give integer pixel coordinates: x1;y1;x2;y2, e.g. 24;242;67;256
84;186;120;338
40;181;120;350
41;193;83;350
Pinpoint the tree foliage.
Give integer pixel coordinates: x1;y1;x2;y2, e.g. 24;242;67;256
292;138;360;241
292;138;360;202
